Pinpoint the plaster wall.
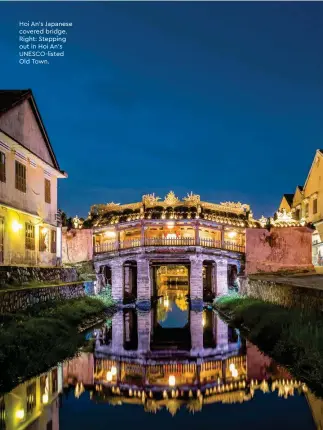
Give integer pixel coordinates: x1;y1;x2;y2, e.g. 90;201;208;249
245;227;313;274
62;228;93;263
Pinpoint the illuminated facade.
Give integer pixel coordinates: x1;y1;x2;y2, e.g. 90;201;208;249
0;365;62;430
91;192;257;304
0;90;67;266
279;149;323;266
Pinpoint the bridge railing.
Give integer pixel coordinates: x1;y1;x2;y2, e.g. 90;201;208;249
94;237;245;254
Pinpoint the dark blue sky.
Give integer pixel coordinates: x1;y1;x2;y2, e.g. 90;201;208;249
1;2;323;218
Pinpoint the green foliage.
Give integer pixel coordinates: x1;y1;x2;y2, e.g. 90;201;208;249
0;296;108;394
97;285;115;307
215;294;323;396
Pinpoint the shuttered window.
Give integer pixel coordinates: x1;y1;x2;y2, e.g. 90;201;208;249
0;152;6;183
25;223;35;250
45;178;51;204
15;161;26;192
51;230;56;254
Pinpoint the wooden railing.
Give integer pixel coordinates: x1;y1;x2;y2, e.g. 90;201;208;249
94;238;245;254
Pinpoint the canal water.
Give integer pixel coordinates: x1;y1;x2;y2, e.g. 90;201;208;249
1;295;319;429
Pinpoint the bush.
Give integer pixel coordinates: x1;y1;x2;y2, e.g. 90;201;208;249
215;294;323;397
0;296;111;394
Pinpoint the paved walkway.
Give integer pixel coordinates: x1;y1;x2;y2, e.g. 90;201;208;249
249;272;323;291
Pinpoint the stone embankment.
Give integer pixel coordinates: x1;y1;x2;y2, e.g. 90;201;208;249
242;273;323;312
0;265;78;287
0;282;85;313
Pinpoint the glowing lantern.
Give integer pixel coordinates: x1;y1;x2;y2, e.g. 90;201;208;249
16;409;24;420
106;371;112;382
168;375;176;387
42;393;49;404
12;220;22;233
111;366;117;376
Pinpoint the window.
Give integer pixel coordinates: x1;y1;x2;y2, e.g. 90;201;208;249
295;208;300;220
305;203;309;218
51;368;58;394
26;382;36;415
0;152;5;183
313;198;318;215
0;397;5;430
45;178;51;204
50;230;57;254
15;161;26;192
39;228;48;252
25;223;35;250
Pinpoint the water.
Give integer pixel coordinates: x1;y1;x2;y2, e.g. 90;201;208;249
1;296;319;430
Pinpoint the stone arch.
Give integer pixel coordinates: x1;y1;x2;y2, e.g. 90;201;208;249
202;260;216;302
95;263;112;292
228;263;239;292
123;260;138;304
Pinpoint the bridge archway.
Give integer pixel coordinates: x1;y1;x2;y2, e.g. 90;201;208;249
123;260;137;304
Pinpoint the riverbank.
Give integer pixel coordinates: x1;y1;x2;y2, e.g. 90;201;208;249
0;296;115;393
214;294;323;396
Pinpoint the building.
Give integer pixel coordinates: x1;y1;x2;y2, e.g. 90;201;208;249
0;365;62;430
90;191;261;305
278;149;323;266
0;90;67;266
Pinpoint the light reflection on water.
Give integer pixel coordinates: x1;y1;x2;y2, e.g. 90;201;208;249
0;297;319;430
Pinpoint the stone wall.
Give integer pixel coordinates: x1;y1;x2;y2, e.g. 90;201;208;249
245;226;313;275
0;282;85;313
0;266;78;287
245;277;323;312
62;228;93;264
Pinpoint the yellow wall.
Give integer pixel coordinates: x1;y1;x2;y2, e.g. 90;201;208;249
0;206;57;266
1;365;62;430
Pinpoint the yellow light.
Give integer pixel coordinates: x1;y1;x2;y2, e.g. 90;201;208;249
164;297;169;309
104;231;116;238
111;366;117;376
169;375;176;387
232;369;238;378
167;221;175;229
202;316;206;327
42;393;49;404
106;371;112;382
12;220;22;233
16;409;24;420
229;363;236;372
42;227;48;234
227;231;237;239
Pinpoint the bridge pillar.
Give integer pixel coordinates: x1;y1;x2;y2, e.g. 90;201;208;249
137;258;151;306
189;256;203;302
111;260;123;303
215;258;228;296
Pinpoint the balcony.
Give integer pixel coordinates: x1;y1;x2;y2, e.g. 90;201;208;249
94;237;245;255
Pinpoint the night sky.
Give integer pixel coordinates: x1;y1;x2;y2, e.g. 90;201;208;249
1;2;323;218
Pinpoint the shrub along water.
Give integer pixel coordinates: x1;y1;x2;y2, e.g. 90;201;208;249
0;296;113;394
215;294;323;397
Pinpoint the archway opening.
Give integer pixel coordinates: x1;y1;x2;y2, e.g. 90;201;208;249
203;260;215;302
228;264;238;292
123;260;137;304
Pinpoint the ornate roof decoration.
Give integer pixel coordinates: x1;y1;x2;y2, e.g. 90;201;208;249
106;202;121;210
220;202;249;211
270;209;302;227
142;193;161;206
258;216;268;227
183;192;200;205
164;191;180;205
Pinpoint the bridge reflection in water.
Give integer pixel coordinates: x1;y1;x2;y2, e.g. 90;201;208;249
64;299;312;418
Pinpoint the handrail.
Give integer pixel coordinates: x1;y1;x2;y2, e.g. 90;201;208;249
94;238;245;254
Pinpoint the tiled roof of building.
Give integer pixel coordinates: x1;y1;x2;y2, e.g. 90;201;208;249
283;193;294;206
0;90;31;115
0;89;62;172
